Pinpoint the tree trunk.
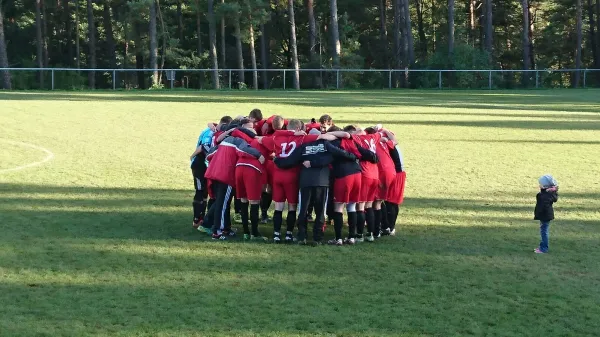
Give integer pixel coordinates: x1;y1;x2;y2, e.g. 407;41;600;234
87;0;96;88
448;0;455;62
76;0;80;69
416;0;427;60
208;0;220;88
393;0;402;87
379;0;388;67
64;0;74;67
529;4;535;69
149;0;158;86
260;23;269;89
156;2;167;84
220;0;226;69
288;0;300;89
103;1;116;68
588;0;599;71
575;0;583;87
521;0;530;87
35;0;45;87
484;0;492;62
248;17;258;90
135;22;146;89
234;16;245;84
329;0;341;68
196;0;204;88
42;0;49;67
0;2;11;89
307;0;321;87
468;0;474;45
177;0;184;43
403;0;414;66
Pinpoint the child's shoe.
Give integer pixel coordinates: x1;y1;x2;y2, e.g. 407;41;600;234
534;248;547;254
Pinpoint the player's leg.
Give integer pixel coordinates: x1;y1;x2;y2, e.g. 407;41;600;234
295;187;312;243
271;180;286;243
313;186;328;244
211;181;229;238
283;181;299;243
246;169;266;240
235;167;250;238
192;169;207;228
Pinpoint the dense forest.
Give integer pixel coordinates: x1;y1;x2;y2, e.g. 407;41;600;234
0;0;599;89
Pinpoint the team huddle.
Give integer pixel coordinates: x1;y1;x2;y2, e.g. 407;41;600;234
190;110;406;246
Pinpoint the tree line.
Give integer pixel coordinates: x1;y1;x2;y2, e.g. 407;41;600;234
0;0;598;90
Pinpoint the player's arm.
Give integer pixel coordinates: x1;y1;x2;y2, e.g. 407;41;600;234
356;144;378;163
189;146;204;161
380;128;398;145
216;128;236;143
273;144;303;169
307;153;334;168
325;141;357;162
322;131;350;139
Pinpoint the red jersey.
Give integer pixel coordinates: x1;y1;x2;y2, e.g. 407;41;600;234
212;130;224;147
376;139;396;174
254;119;267;136
262;130;319;179
305;122;321;133
236;138;267;173
262;115;289;135
354;133;381;179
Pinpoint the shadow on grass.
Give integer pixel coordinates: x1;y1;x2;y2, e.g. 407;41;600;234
1;90;600;113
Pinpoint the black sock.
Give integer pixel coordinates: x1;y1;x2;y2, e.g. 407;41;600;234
380;202;388;230
250;204;260;235
240;202;250;235
261;192;272;218
273;210;283;234
389;203;399;230
374;209;382;235
347;211;357;238
286;211;297;233
365;208;375;235
356;211;365;235
234;198;241;214
333;212;344;240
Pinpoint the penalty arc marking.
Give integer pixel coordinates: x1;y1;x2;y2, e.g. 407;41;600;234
0;140;55;174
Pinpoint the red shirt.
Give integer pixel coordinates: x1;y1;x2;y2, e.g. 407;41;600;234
254;119;267;136
354;133;381;179
237;138;267;173
305;122;321;133
212;131;224;146
376;139;395;174
262;115;289;135
262;130;319;179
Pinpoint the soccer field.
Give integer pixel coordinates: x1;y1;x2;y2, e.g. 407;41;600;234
1;90;600;336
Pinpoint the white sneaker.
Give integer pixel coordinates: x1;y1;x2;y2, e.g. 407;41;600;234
366;234;375;242
344;238;356;245
389;228;396;236
327;239;343;246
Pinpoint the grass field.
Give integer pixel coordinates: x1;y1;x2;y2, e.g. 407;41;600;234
1;90;600;337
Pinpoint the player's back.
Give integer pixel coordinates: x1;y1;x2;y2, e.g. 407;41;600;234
354;133;380;179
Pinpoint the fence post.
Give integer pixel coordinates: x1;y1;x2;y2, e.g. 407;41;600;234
51;69;55;90
535;71;539;89
113;70;116;90
438;71;442;89
336;70;340;89
583;69;587;88
228;70;232;89
388;70;392;89
283;70;286;90
488;70;492;90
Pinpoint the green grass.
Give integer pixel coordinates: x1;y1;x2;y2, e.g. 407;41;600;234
1;90;600;337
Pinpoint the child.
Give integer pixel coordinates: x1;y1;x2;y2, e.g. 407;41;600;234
534;175;559;254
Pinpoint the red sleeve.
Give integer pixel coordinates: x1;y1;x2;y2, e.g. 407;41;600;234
266;115;275;124
231;129;254;144
386;140;395;150
303;135;319;143
213;131;224;144
261;135;275;152
254;120;266;135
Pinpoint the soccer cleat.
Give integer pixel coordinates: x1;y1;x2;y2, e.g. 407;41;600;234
381;228;391;236
389;228;396;236
284;233;295;243
374;232;381;239
192;218;203;229
243;234;250;240
297;239;308;246
199;226;212;235
273;233;282;244
327;239;343;246
355;235;365;243
534;248;547;254
212;233;227;240
344;238;356;245
260;215;271;224
366;234;375;242
223;229;236;237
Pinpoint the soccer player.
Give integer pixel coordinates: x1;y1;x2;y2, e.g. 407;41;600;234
364;126;398;238
274;128;355;245
260;118;344;243
189;123;214;229
319;114;334;132
384;141;406;236
205;127;265;240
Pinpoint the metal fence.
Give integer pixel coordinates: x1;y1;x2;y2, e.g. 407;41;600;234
1;67;600;90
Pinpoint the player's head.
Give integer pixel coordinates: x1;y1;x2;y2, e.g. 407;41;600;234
319;114;333;131
219;116;233;125
249;109;263;122
343;125;357;133
240;118;255;132
272;115;285;130
287;119;303;132
364;127;377;134
328;125;342;132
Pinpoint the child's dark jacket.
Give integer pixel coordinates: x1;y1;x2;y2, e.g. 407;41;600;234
534;188;559;222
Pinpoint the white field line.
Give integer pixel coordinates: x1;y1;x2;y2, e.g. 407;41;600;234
0;140;55;174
